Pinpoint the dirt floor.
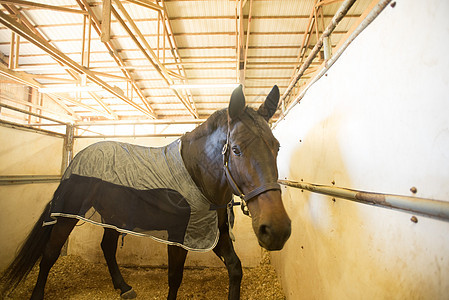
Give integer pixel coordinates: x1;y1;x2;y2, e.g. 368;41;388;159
2;252;285;299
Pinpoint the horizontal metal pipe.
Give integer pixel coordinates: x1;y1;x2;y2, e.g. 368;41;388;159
0;175;61;185
0;119;65;138
74;133;182;138
74;119;206;126
279;179;449;222
0;102;68;125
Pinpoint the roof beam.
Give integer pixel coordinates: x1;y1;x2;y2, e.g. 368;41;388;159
158;0;198;118
242;0;253;84
0;63;111;120
1;3;116;120
0;0;88;14
235;0;245;85
111;1;198;118
76;0;157;118
125;0;163;11
0;10;156;119
112;0;181;80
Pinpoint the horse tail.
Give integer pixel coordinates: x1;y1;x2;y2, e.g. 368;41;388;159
1;202;53;293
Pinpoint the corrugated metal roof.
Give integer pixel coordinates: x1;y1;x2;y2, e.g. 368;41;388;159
0;0;373;125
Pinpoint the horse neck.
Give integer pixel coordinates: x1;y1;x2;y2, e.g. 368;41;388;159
180;118;232;206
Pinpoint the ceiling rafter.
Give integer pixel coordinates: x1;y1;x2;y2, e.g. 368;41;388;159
76;0;157;118
0;0;374;124
0;0;88;15
110;0;198;118
158;0;198;118
1;3;119;120
242;0;253;84
0;63;114;120
0;9;156;119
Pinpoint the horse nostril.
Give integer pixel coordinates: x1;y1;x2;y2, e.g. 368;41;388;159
259;224;272;238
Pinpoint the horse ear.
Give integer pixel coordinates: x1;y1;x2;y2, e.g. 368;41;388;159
228;84;245;120
258;85;280;121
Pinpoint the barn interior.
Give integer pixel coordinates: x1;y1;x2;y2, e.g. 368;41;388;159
1;0;449;299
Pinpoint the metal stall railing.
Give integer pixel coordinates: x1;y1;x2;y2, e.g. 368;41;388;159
0;103;67;184
279;179;449;222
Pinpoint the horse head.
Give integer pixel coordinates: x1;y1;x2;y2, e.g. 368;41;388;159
225;85;291;251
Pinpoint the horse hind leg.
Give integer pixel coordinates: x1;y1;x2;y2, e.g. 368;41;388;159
31;217;78;300
101;228;136;299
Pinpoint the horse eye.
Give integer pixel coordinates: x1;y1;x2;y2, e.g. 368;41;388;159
232;146;242;156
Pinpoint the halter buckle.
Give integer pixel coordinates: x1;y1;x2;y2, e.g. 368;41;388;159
221;143;228;155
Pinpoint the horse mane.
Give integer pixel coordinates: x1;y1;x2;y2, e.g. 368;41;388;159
182;105;272;143
182;108;227;141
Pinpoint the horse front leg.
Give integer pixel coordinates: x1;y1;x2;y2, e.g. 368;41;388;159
101;228;136;299
213;229;243;300
167;245;188;300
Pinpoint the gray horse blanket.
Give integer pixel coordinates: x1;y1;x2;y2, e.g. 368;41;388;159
44;139;219;252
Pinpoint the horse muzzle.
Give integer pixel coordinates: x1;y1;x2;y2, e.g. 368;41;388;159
248;190;291;251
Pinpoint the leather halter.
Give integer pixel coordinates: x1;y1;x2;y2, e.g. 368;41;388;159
222;122;281;216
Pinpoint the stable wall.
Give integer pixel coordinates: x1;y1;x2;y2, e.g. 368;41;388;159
0;126;63;271
271;1;449;299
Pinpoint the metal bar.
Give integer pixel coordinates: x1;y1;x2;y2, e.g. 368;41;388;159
0;175;61;185
0;103;68;125
274;0;392;127
281;0;356;105
279;179;449;222
74;133;182;138
73;119;206;126
0;119;65;138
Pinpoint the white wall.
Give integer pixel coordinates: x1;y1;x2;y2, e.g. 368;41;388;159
272;1;449;299
0;126;63;271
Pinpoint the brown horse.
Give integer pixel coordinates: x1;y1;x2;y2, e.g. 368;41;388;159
1;85;291;300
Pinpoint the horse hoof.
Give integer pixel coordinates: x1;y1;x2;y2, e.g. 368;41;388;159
121;288;137;299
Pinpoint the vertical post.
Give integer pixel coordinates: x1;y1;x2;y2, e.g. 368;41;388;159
60;123;74;256
81;14;86;66
9;32;15;68
157;11;160;59
162;10;166;63
86;16;92;68
101;0;111;43
61;124;74;175
14;34;20;68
